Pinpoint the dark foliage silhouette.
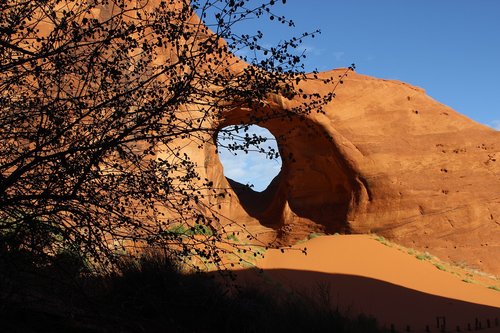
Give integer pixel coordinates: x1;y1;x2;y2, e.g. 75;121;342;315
0;250;385;333
0;0;352;271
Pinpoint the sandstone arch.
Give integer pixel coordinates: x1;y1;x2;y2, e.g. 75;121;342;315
222;117;360;233
199;70;500;275
205;101;374;244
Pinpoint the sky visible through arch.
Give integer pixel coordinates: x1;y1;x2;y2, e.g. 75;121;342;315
215;0;500;190
217;125;281;192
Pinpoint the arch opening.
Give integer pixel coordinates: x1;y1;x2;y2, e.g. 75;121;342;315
216;124;282;192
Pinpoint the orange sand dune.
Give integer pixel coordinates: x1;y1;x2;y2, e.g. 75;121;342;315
248;235;500;332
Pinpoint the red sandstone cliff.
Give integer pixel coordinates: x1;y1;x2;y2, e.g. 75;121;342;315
200;70;499;275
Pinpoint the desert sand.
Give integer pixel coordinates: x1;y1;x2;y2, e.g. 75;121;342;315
241;235;500;333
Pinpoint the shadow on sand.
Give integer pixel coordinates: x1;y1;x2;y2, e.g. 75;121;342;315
233;268;500;333
1;250;499;333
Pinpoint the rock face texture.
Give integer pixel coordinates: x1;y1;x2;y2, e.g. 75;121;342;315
201;70;500;275
30;0;499;275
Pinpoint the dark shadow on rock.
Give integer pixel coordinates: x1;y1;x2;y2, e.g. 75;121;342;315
222;116;364;235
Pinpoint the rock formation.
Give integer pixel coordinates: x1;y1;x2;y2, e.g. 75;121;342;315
198;70;500;275
16;0;499;275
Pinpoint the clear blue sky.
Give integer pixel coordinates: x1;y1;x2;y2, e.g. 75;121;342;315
217;0;500;191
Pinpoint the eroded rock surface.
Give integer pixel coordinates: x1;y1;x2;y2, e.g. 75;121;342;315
201;70;500;275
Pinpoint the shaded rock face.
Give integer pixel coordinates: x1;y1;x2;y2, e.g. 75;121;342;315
203;70;500;275
222;116;360;234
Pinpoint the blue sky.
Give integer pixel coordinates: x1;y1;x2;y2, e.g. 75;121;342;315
217;126;281;191
217;0;500;190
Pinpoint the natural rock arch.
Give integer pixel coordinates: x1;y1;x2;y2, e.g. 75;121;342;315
210;103;369;242
200;71;499;275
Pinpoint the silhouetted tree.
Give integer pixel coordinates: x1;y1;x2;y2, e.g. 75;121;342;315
0;0;348;271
